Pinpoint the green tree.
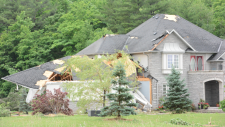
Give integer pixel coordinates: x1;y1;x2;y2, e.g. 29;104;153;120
101;0;169;34
0;0;57;33
65;52;139;113
163;67;192;113
19;89;30;114
51;0;112;55
99;61;137;118
212;0;225;38
65;55;113;113
168;0;214;33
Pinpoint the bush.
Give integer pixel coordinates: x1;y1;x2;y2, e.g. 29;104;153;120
0;103;10;117
219;99;225;112
170;118;190;126
191;103;196;111
3;92;21;111
19;89;31;114
31;88;73;116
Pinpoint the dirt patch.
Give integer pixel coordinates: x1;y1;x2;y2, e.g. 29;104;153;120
103;118;133;121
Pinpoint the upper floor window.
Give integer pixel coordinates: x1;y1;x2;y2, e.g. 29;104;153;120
190;56;203;71
167;54;179;69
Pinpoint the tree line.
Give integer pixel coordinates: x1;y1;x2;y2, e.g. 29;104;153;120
0;0;225;98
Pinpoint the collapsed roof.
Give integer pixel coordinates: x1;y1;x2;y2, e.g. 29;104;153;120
2;54;141;89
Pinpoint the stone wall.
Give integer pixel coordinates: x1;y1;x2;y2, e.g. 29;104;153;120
145;32;225;108
187;72;224;107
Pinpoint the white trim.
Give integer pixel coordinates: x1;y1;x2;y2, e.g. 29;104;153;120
202;78;224;102
167;29;197;51
167;54;179;69
216;51;225;61
2;78;34;89
163;83;169;96
217;41;223;52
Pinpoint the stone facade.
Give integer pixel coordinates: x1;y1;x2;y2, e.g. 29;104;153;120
132;32;225;108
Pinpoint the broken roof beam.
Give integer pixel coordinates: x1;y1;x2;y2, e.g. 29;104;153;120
150;34;169;51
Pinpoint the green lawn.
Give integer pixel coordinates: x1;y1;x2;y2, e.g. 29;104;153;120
1;113;225;127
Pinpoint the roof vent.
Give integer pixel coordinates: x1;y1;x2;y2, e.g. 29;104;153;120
155;16;158;19
153;32;157;35
152;16;155;18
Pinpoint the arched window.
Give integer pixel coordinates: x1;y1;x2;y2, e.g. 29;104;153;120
190;56;196;71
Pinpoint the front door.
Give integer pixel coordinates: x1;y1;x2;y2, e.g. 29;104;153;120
205;80;219;107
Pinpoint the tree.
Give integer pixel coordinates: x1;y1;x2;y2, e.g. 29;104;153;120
51;0;112;55
19;89;30;114
212;0;225;38
168;0;214;33
99;61;137;119
101;0;169;34
163;67;192;113
65;51;139;113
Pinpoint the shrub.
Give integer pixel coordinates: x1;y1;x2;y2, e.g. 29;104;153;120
191;103;196;111
0;103;10;117
31;88;73;116
219;99;225;112
3;92;21;111
170;118;190;125
19;89;31;114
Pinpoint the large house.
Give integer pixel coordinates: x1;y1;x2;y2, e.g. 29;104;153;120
2;14;225;109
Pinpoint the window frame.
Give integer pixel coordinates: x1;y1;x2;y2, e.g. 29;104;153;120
167;54;179;69
163;83;169;96
190;55;204;71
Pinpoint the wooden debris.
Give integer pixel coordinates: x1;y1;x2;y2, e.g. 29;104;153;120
43;71;54;78
150;34;169;51
35;80;47;87
164;14;179;22
53;59;65;65
54;66;66;73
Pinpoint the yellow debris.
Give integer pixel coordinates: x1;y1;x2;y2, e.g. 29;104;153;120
35;80;47;87
53;59;65;65
164;14;179;22
54;66;67;72
43;71;54;78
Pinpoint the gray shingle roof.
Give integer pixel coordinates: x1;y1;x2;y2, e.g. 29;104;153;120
2;56;78;89
127;14;223;53
77;35;129;55
208;41;225;61
77;14;223;55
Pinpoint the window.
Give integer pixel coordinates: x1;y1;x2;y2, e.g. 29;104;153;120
167;54;179;69
190;56;203;71
163;83;169;96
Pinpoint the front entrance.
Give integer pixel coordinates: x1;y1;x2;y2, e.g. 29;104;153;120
205;80;219;107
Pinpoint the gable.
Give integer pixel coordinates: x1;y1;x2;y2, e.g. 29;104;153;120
155;31;189;51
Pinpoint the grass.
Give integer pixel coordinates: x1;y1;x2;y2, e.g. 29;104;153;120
1;112;225;127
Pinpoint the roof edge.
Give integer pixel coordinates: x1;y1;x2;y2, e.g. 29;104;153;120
2;77;36;89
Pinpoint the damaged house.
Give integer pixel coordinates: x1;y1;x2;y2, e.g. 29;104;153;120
2;14;225;110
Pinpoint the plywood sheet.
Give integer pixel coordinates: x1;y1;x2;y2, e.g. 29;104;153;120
53;59;65;65
43;71;54;78
54;66;66;72
35;80;47;87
